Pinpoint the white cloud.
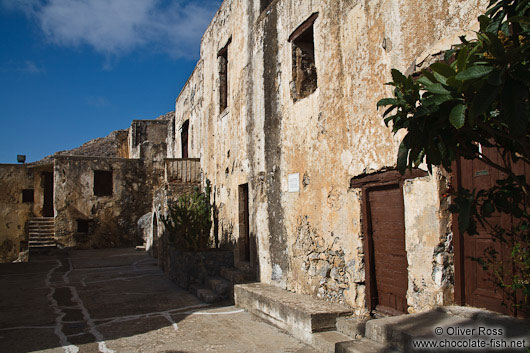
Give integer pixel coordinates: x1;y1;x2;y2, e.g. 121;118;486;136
0;60;45;73
86;96;110;107
1;0;221;59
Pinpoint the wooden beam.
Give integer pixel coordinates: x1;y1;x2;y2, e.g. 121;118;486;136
288;13;319;43
350;169;428;189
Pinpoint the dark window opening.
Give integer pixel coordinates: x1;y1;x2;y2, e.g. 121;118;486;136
260;0;273;12
218;39;231;112
181;120;189;159
77;219;90;233
22;189;34;203
94;170;113;196
290;13;318;101
42;172;54;217
238;183;250;262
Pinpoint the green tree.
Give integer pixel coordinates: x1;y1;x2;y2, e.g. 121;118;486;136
378;0;529;313
161;181;213;252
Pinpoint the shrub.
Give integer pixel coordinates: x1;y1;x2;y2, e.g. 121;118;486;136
161;181;213;251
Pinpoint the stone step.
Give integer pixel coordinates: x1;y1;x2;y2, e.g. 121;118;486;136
189;283;220;304
29;218;54;222
29;220;54;224
29;241;56;248
28;228;55;232
336;338;397;353
206;277;233;297
234;282;352;344
364;306;530;352
337;316;368;339
312;331;354;353
29;233;54;238
219;267;254;284
29;239;55;244
29;237;55;241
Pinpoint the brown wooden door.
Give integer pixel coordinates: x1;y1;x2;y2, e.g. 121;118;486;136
458;147;528;315
43;172;54;217
366;184;409;314
238;183;250;262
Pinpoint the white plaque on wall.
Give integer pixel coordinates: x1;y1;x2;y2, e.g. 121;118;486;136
288;173;300;193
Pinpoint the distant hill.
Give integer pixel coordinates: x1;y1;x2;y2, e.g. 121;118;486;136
32;112;173;165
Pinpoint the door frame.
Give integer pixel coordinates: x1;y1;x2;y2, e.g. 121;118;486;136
451;158;466;306
351;169;427;313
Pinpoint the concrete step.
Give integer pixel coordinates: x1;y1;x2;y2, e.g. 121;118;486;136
206;277;233;297
235;282;352;344
219;267;254;284
29;239;56;244
337;316;368;339
29;236;55;241
364;306;530;352
312;331;354;353
189;283;220;304
336;338;397;353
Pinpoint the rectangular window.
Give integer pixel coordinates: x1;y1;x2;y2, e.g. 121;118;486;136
218;38;231;112
22;189;34;203
94;170;113;196
77;219;90;233
289;13;318;101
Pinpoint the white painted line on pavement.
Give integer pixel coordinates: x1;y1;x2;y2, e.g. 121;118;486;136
45;260;79;353
162;312;179;332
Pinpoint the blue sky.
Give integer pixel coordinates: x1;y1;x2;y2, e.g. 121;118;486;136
0;0;221;163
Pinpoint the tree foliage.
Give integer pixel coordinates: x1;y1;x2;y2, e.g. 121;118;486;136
378;0;530;313
161;181;213;252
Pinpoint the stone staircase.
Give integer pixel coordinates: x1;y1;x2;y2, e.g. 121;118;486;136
188;266;254;304
28;217;56;248
234;284;530;353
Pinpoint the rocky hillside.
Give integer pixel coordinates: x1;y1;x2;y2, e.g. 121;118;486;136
33;112;174;165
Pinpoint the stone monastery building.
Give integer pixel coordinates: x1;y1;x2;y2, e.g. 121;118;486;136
2;0;515;318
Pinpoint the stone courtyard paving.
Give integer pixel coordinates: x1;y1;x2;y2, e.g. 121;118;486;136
0;248;317;353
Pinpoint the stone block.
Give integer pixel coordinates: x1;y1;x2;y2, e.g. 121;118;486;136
234;282;352;344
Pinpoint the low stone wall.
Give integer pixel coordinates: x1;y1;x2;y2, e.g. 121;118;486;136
165;248;233;289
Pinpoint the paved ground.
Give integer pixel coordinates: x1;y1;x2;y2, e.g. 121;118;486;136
0;248;318;353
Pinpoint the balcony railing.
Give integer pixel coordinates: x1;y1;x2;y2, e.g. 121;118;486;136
164;158;200;183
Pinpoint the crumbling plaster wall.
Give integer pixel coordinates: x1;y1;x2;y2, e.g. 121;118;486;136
170;0;488;312
129;120;169;161
171;61;204;160
53;156;151;248
0;165;33;262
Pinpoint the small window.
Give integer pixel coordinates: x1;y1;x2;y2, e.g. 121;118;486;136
218;38;231;112
94;170;113;196
77;219;90;233
289;13;318;101
22;189;34;203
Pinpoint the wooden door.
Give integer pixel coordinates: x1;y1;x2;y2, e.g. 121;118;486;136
238;183;250;262
366;184;409;314
457;147;529;316
43;172;54;217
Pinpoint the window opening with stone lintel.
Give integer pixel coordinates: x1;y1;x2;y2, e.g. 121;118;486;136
218;38;231;113
289;13;318;101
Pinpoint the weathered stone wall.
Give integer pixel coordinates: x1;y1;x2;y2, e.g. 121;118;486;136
53;156;151;248
168;0;488;313
129;119;169;160
0;165;34;262
150;182;200;248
